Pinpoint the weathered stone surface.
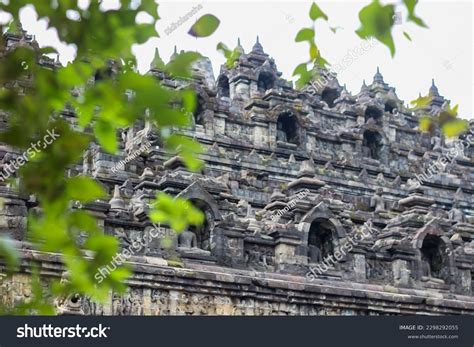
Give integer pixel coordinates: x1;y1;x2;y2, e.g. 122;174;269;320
0;32;473;315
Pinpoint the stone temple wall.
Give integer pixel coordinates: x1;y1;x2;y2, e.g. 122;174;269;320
1;29;474;315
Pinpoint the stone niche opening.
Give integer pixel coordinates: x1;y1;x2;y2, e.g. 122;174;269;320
257;71;275;93
364;105;383;125
217;75;230;98
178;200;211;252
321;87;340;108
384;100;397;114
362;130;382;160
188;217;210;251
193;94;205;126
94;67;113;82
276;112;299;145
420;235;446;280
307;219;335;263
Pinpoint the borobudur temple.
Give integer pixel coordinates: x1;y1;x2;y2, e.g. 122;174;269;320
1;28;474;315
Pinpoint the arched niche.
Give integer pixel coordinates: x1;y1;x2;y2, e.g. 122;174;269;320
300;203;346;264
420;235;446;279
413;225;454;283
94;60;117;83
307;218;337;263
257;71;275;93
321;87;340;108
362;130;383;160
276;112;299;144
364;105;383;125
188;200;213;250
384;100;397;114
300;203;346;238
217;75;230;98
184;85;210;128
176;182;222;251
193;93;206;126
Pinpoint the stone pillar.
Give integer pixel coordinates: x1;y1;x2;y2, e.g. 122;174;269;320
392;259;411;287
84;200;110;231
459;268;471;295
213;225;245;268
0;187;27;240
353;253;367;282
271;229;304;272
252;122;269;147
231;76;250;101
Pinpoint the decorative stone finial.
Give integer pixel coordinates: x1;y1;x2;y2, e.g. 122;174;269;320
150;47;165;69
429;78;439;96
236;37;244;54
252;35;264;53
170;45;178;61
373;66;384;84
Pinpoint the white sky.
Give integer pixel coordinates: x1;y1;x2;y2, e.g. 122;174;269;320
2;0;473;118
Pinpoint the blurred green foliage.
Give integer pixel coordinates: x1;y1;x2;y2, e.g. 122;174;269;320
0;0;207;314
0;0;468;315
188;14;220;38
293;1;467;137
412;95;468;137
216;42;242;69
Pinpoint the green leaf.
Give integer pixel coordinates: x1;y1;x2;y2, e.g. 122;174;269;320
293;63;308;77
438;103;461;129
309;2;328;21
188;14;220;38
166;134;204;171
410;94;432;110
181;89;197;114
403;0;428;28
94;121;118;153
309;43;319;60
330;26;342;33
403;31;412;41
150;47;165;70
138;0;159;18
0;236;20;272
308;42;328;68
66;177;106;203
150;193;204;232
293;63;314;89
295;28;315;42
217;42;241;68
442;119;468;138
67;210;101;234
166;52;201;78
356;0;396;57
419;117;433;133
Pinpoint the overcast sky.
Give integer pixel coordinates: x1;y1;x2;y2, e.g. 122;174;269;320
3;0;473;118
